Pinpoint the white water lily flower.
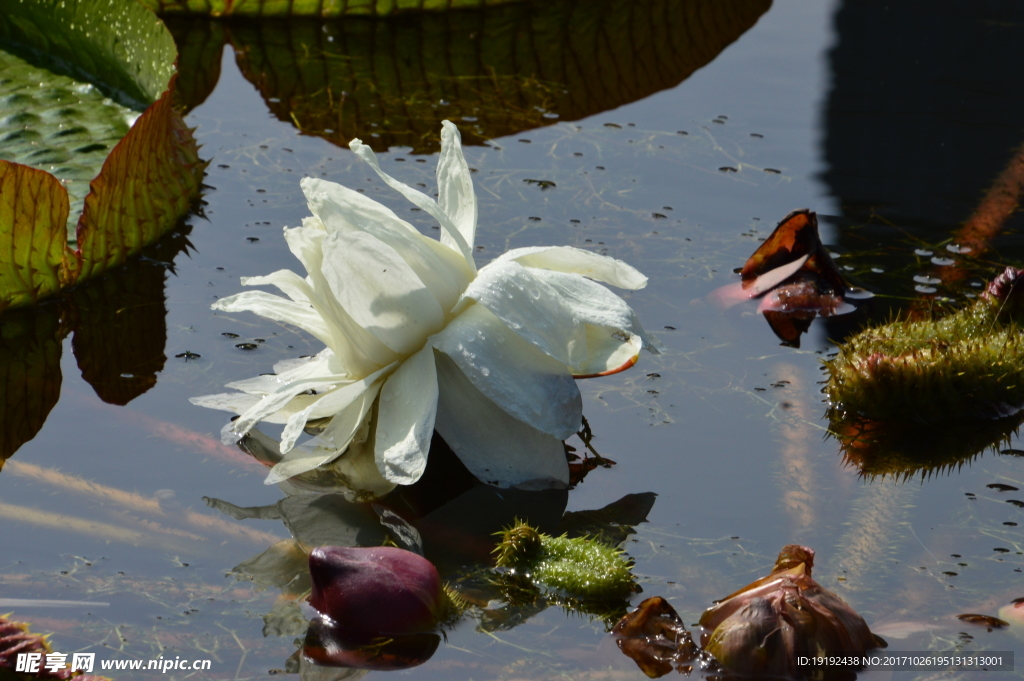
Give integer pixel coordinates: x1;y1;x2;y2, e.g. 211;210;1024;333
192;121;658;490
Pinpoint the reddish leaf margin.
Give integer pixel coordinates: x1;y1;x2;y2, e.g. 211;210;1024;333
0;76;205;311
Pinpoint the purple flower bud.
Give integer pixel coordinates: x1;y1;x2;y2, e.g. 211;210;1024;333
308;546;444;636
304;546;446;670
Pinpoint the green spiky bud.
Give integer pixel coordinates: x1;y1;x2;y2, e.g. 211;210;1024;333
493;520;636;601
493;519;543;567
826;270;1024;423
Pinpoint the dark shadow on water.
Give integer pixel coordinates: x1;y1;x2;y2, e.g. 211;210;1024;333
166;0;771;152
823;0;1024;234
822;1;1024;325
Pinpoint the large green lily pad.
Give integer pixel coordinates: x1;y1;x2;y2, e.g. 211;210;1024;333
0;0;204;312
0;49;136;238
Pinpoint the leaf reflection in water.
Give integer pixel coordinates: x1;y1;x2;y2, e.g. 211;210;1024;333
165;0;770;152
0;230;190;469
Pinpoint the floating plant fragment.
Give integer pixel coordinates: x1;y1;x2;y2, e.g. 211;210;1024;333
192;122;657;490
956;613;1009;630
713;210;855;346
492;520;638;603
699;545;885;679
827;266;1024;423
611;596;704;678
303;546;462;670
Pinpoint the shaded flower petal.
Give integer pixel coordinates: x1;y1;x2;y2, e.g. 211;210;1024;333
349;137;476;272
432;304;581;440
434;351;569;489
320;230;446;356
302;177;473;315
232;372;351;437
282;223;400;372
241;268;313;304
464;259;586;366
436;121;477;256
533;269;662;356
189;391;260;414
497;245;648;290
266;379;382;485
213;289;333;348
226;350;337;395
573;325;643;378
375;344;439;485
188;387;319;426
278;364;394;454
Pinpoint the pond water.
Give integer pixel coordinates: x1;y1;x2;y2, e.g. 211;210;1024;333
4;0;1024;679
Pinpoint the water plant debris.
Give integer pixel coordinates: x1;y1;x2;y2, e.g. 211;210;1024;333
713;209;854;346
492;519;637;604
827;266;1024;423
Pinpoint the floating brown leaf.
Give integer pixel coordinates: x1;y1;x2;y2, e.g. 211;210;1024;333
956;613;1009;629
714;210;853;346
612;596;700;678
699;545;884;679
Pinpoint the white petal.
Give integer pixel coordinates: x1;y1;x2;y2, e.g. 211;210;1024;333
241;268;312;305
320;230;445;355
232;371;351;437
432;304;581;440
301;177;473;314
318;416;396;500
573;325;643;378
212;290;333;348
273;356;318;375
278;364;394;454
349;136;477;272
189;392;260;414
374;344;438;485
530;268;636;330
283;226;400;373
530;268;662;358
464;260;587;366
436;121;477;256
434;352;569;489
226;351;336;394
496;245;648;289
265;379;382;485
